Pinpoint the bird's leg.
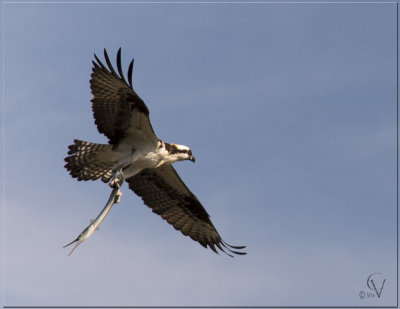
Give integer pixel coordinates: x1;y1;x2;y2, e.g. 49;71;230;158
64;170;125;256
109;170;124;203
109;169;125;190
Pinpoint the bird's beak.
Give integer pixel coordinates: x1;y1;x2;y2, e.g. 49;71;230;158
190;156;195;163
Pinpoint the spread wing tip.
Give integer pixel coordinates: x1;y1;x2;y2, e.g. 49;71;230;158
221;240;247;257
92;48;134;89
211;240;246;257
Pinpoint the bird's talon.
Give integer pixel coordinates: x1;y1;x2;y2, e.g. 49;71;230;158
109;177;121;188
114;191;122;203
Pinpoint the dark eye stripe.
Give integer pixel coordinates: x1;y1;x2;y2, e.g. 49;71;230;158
164;143;191;155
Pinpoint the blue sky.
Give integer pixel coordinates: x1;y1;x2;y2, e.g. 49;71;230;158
2;1;398;307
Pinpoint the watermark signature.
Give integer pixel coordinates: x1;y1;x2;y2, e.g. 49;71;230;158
359;273;386;299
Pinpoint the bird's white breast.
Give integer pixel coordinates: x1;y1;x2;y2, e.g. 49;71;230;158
111;136;167;179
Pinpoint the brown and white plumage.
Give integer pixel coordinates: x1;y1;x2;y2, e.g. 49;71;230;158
90;50;155;145
128;165;245;256
64;48;246;256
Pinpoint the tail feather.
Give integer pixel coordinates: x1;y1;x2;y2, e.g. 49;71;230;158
64;139;115;182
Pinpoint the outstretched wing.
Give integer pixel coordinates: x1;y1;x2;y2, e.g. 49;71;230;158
90;48;156;145
127;165;246;257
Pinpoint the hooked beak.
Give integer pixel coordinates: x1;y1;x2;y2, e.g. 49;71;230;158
190;156;195;163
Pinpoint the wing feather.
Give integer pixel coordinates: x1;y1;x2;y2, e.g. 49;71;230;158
90;48;155;145
127;59;134;88
127;165;246;256
116;49;127;84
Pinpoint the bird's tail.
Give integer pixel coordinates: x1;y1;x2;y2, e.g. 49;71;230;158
64;139;115;183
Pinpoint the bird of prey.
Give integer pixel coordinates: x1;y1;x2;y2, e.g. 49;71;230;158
64;48;246;256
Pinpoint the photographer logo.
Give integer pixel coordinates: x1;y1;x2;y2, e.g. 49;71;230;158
359;273;385;299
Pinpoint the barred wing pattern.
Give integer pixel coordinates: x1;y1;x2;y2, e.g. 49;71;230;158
127;165;246;256
90;48;155;145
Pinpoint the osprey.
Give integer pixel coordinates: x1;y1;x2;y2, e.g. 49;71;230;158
64;48;246;256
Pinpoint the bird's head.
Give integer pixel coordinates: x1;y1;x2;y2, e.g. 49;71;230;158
165;143;195;163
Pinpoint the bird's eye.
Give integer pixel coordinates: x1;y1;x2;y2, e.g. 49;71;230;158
188;150;192;156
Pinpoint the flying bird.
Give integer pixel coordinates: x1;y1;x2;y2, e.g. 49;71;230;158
64;48;246;256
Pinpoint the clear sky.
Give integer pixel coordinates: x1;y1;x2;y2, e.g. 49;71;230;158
3;1;398;307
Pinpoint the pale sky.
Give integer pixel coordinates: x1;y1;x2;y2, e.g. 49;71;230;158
3;1;398;307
